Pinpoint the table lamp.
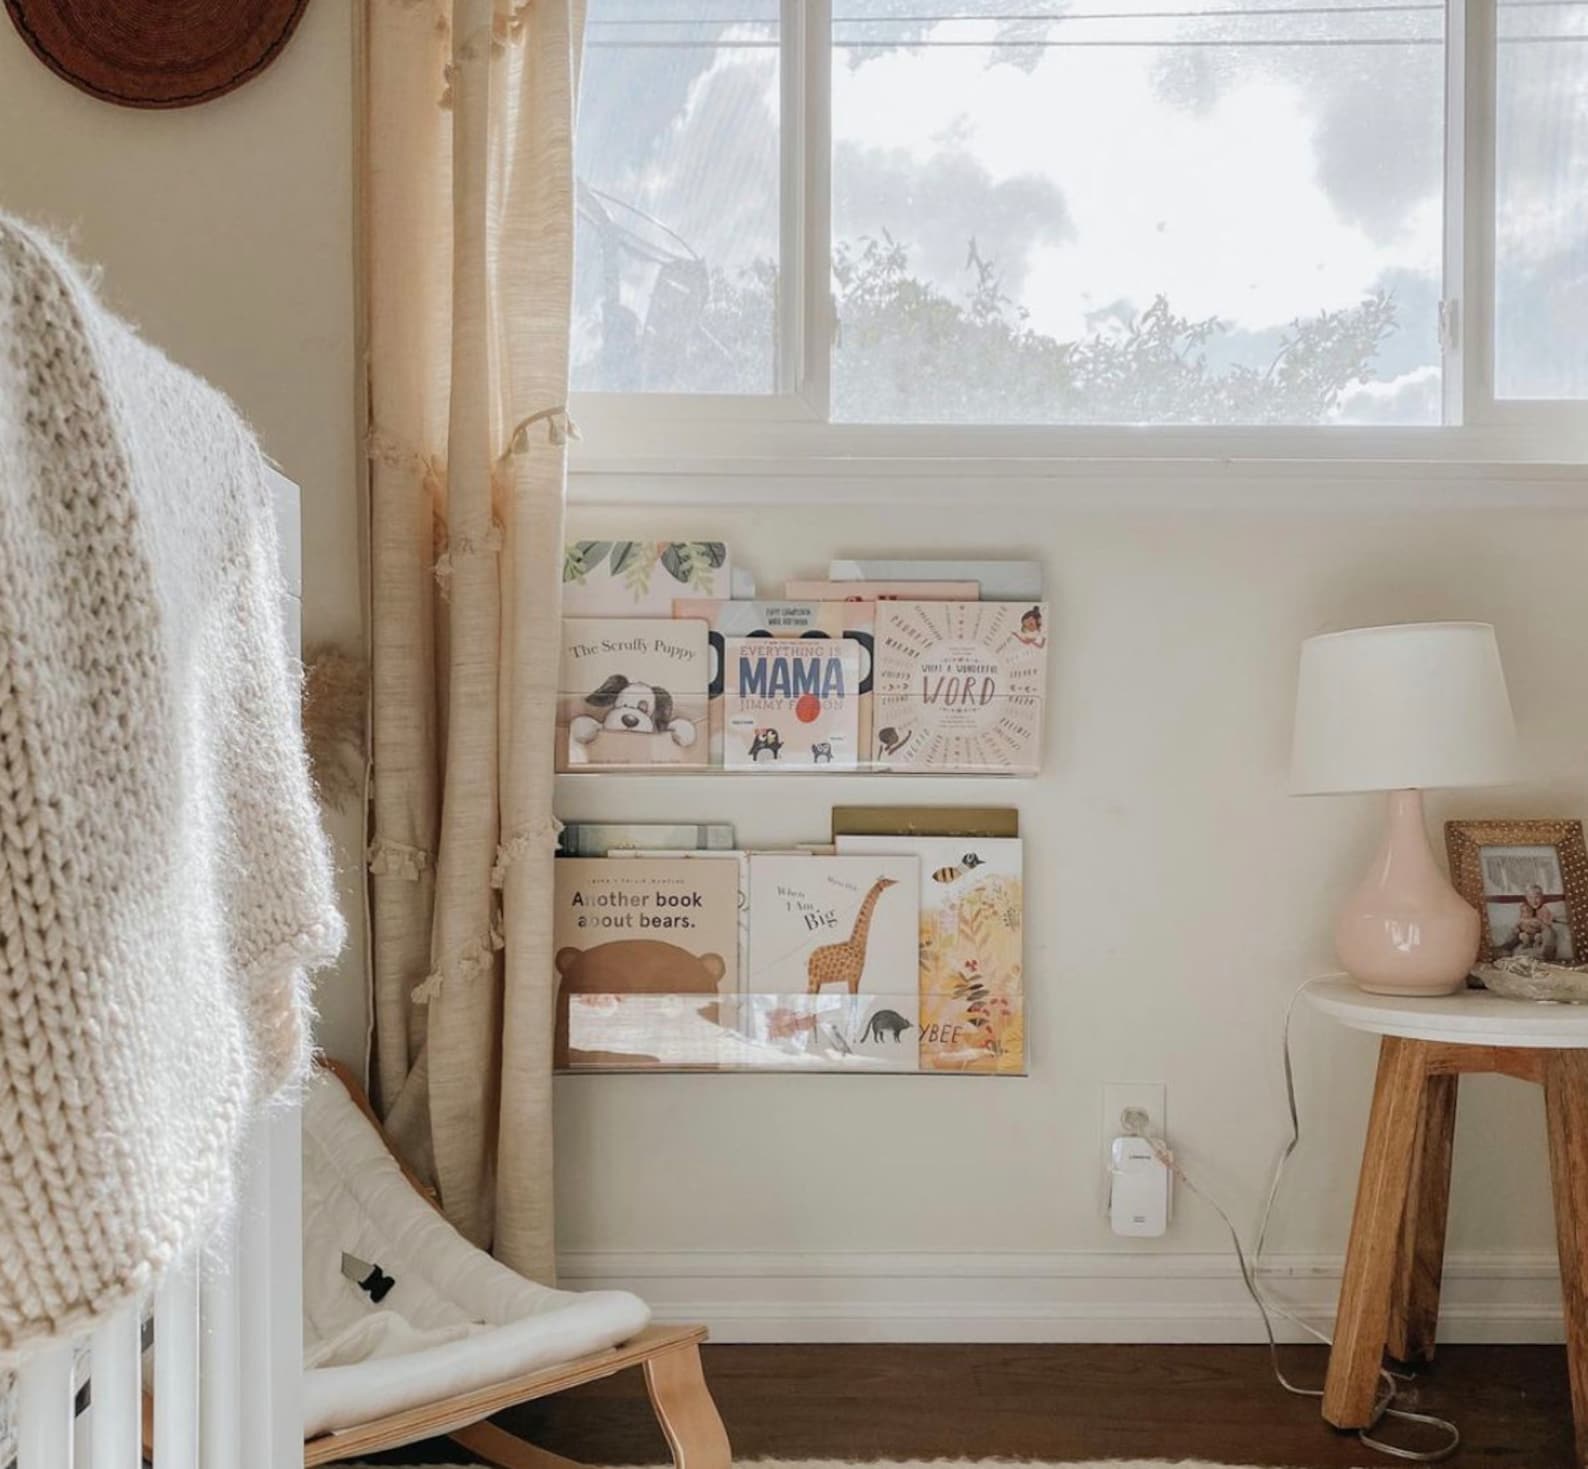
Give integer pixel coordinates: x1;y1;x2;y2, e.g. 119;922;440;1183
1291;622;1520;997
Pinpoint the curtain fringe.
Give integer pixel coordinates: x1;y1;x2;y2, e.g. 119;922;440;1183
438;61;459;109
367;837;435;881
411;917;506;1005
503;405;579;453
433;519;505;597
366;429;447;507
491;817;564;888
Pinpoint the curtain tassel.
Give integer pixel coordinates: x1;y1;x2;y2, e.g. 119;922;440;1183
502;405;579;456
433;519;505;597
491;817;564;888
411;918;506;1005
367;837;434;881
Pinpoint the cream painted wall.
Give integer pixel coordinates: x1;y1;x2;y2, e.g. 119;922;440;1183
0;7;369;1060
555;491;1587;1332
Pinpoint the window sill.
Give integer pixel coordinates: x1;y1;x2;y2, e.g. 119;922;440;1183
567;431;1587;512
571;398;1588;466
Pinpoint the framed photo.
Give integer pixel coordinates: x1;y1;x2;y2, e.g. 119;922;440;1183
1445;819;1588;966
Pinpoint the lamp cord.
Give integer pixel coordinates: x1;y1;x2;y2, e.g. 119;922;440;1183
1132;975;1461;1464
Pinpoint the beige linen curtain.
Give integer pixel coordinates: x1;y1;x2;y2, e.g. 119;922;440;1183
363;0;583;1279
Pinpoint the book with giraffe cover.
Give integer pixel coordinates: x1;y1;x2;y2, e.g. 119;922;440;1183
745;854;920;1069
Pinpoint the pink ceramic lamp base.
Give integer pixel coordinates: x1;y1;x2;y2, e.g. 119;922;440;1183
1334;789;1479;998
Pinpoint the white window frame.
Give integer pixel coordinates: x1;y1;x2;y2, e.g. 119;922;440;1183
569;0;1588;472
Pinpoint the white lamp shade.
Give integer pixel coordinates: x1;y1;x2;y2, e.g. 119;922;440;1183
1291;622;1520;795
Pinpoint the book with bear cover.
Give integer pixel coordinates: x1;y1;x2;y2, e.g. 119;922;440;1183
723;637;861;771
745;854;920;1069
835;834;1025;1075
871;601;1049;774
608;848;750;999
563;540;732;615
552;857;742;1069
558;618;709;769
672;598;875;764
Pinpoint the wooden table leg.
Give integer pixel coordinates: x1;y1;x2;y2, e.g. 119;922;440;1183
1543;1048;1588;1469
1323;1036;1431;1429
1386;1071;1458;1366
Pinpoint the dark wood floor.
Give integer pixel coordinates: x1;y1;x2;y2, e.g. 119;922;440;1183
368;1342;1574;1468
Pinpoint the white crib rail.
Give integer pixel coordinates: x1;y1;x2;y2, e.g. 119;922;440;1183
7;470;308;1469
7;1107;304;1469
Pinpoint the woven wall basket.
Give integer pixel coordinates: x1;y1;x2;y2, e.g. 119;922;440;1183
4;0;311;108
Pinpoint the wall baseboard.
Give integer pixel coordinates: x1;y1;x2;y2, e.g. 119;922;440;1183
557;1249;1564;1345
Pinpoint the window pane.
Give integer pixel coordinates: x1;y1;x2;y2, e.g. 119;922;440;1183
573;3;780;394
831;2;1444;425
1495;0;1588;400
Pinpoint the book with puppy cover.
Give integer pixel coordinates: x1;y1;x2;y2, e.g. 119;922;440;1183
558;618;709;769
871;602;1049;774
672;598;875;764
723;637;861;770
835;834;1025;1075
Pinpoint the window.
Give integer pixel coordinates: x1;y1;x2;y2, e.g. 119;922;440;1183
573;4;781;395
573;1;1588;437
1494;0;1588;399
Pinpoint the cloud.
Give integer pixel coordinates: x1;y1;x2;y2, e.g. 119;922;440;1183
833;143;1071;302
1333;364;1442;425
831;24;1441;344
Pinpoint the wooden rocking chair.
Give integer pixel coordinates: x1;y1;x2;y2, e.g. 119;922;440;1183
303;1320;729;1468
303;1062;731;1469
144;1061;733;1469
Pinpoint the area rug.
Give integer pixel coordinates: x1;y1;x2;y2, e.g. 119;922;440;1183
334;1459;1318;1468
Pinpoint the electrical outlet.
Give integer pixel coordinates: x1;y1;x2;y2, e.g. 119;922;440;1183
1102;1081;1166;1146
1101;1082;1168;1223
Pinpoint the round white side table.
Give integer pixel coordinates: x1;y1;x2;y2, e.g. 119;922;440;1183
1306;977;1588;1465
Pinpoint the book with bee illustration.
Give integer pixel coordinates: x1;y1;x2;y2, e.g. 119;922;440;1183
723;637;862;771
745;854;921;1069
835;834;1024;1075
871;601;1048;774
672;598;875;764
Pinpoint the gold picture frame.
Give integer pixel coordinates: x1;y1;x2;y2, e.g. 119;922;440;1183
1445;818;1588;966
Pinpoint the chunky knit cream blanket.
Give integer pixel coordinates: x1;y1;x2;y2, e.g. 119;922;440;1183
0;215;345;1357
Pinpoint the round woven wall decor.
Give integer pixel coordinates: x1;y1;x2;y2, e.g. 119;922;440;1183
4;0;312;108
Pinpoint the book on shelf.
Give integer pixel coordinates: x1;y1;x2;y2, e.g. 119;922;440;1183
563;540;731;615
827;559;1043;602
782;579;978;602
606;848;750;990
836;834;1025;1075
745;853;922;1070
557;822;735;856
552;856;742;1070
558;618;709;770
672;598;875;764
831;805;1020;839
871;601;1048;774
723;636;862;771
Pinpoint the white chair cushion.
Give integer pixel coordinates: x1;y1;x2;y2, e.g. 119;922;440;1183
301;1071;649;1438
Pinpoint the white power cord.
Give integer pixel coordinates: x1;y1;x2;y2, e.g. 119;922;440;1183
1129;975;1460;1464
